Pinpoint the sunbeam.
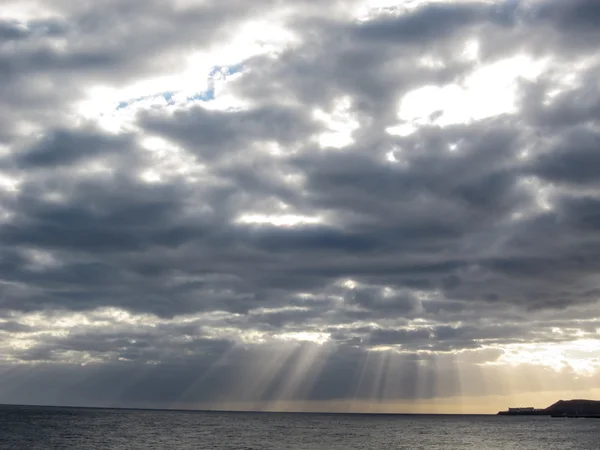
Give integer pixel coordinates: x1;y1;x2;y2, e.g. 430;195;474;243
267;343;332;411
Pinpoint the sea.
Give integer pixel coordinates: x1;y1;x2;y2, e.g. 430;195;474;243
1;405;599;449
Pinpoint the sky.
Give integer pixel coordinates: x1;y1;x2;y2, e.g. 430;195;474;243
1;0;600;414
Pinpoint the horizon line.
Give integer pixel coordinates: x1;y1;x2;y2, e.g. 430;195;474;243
0;402;497;416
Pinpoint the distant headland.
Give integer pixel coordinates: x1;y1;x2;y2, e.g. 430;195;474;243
498;399;600;418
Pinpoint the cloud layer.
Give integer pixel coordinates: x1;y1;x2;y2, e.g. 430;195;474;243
1;0;600;411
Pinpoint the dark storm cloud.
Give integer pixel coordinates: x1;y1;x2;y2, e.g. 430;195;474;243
536;0;600;32
0;321;33;333
12;128;134;168
531;129;600;186
1;0;600;407
139;105;322;160
1;176;195;253
0;19;66;42
0;21;30;41
0;0;265;79
289;120;527;222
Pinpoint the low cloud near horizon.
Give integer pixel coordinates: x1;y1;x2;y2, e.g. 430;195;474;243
1;0;600;412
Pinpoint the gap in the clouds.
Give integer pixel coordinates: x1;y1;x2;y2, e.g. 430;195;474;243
114;64;245;112
116;91;177;111
76;63;248;133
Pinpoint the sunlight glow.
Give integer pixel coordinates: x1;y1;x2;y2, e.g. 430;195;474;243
390;55;547;132
520;176;554;212
342;279;359;289
497;340;600;375
462;39;480;61
138;136;207;185
236;214;323;227
0;173;21;193
0;1;60;21
276;332;330;345
313;97;360;149
22;248;62;270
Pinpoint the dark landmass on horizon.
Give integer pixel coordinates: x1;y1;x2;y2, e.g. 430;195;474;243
498;400;600;418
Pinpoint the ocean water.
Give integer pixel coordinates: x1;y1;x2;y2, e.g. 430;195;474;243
1;405;599;449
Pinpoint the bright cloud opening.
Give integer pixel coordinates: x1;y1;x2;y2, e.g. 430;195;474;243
313;97;360;149
389;55;547;133
236;214;323;227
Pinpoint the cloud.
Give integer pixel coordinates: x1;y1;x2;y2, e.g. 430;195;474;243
0;0;599;410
